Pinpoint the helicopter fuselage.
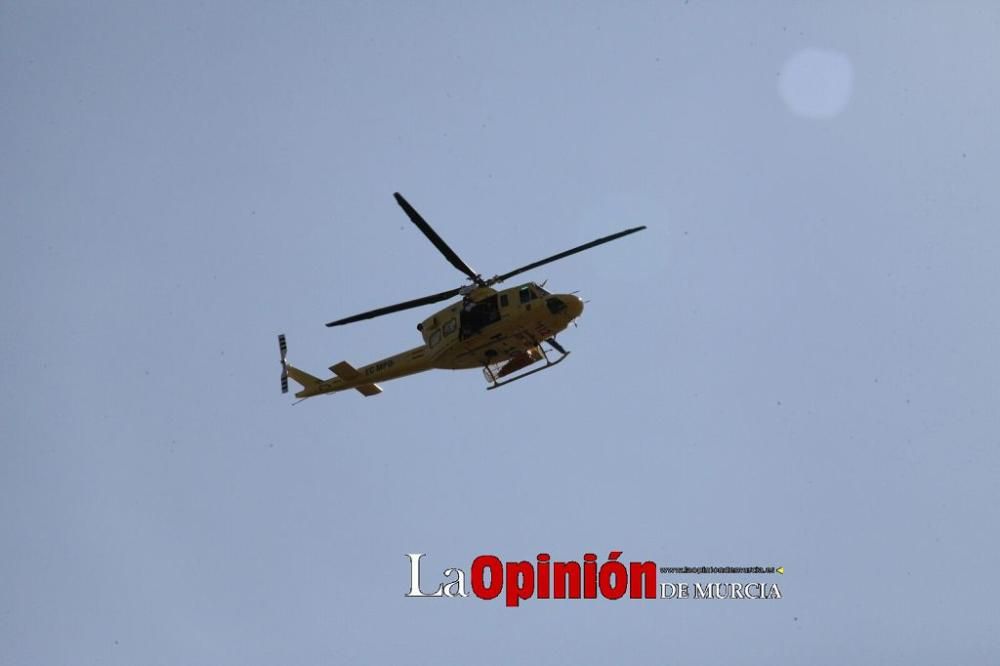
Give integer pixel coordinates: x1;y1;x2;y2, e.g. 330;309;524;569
419;282;583;370
290;282;582;398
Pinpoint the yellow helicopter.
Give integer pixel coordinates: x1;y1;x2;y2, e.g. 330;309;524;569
278;193;644;399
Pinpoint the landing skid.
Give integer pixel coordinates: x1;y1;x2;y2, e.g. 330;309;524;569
484;343;570;390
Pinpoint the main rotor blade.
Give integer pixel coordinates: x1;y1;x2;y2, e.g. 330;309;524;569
325;287;462;327
489;226;647;285
394;192;483;285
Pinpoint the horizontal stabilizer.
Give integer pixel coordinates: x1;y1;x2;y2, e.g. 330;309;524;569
355;382;383;397
330;360;384;397
330;361;362;379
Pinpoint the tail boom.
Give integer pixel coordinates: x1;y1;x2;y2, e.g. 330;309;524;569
277;335;433;399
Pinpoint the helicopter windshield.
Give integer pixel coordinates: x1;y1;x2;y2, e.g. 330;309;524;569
532;283;550;296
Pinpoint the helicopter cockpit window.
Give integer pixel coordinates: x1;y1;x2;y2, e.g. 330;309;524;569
519;286;537;304
534;283;550;296
546;297;568;314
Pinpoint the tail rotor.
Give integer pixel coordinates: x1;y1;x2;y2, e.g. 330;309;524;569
278;334;289;394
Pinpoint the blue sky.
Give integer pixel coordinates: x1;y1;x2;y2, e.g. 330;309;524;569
4;2;999;664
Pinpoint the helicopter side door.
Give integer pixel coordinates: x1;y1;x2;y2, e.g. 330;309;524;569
459;294;501;339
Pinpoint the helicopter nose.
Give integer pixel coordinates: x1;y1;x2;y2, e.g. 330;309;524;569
566;294;584;319
545;294;584;319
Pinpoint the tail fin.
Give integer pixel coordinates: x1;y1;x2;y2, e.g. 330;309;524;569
277;334;323;395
